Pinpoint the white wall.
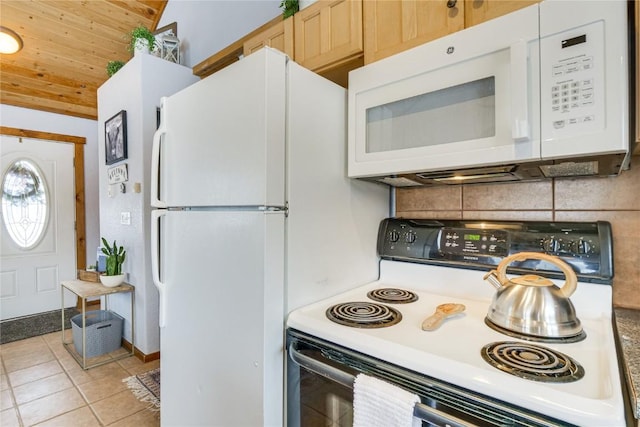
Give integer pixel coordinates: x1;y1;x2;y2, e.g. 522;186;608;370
158;0;281;67
0;105;100;267
97;54;198;355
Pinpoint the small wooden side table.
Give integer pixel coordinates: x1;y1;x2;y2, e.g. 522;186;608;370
61;279;135;370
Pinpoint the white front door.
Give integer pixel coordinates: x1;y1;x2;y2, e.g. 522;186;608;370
0;136;77;320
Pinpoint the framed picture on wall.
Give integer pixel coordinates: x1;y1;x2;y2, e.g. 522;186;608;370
105;110;127;165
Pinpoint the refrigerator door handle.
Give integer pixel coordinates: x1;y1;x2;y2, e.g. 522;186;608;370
151;98;167;209
151;209;168;327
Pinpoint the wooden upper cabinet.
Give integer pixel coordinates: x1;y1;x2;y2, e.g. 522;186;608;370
197;0;547;84
243;17;294;58
636;0;639;147
363;0;464;65
293;0;363;73
464;0;540;28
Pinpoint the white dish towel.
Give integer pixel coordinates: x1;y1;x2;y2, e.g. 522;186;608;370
353;373;421;427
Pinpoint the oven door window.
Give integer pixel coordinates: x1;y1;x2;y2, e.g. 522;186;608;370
293;363;354;426
366;76;496;153
287;345;356;426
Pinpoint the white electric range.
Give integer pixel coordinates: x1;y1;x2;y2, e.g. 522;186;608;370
286;218;628;427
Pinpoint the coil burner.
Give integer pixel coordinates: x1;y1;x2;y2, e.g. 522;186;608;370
326;302;402;328
481;341;584;383
367;288;418;304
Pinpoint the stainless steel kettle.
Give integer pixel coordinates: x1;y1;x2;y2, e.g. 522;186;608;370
483;252;583;340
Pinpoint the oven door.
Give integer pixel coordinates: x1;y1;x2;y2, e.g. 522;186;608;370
347;4;540;180
286;329;578;427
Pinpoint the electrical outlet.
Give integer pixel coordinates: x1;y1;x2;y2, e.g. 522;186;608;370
120;211;131;225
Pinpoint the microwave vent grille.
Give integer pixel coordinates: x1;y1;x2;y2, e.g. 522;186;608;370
539;161;599;178
376;176;423;187
416;165;517;180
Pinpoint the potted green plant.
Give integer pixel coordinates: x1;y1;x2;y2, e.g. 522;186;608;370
280;0;299;18
99;238;127;287
106;60;125;77
128;25;156;55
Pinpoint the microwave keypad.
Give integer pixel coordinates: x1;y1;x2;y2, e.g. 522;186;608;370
551;77;594;113
542;20;605;138
552;56;593;77
550;64;595;129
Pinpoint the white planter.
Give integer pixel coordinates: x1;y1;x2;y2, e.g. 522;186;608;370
134;38;150;56
100;274;125;287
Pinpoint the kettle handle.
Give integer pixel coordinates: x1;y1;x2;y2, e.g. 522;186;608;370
494;252;578;297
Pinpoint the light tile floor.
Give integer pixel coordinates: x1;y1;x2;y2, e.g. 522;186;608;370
0;331;160;426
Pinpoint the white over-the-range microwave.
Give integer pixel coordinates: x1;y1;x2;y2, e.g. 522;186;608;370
348;0;634;186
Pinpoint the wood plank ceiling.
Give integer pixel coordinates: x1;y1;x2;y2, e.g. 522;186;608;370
0;1;167;120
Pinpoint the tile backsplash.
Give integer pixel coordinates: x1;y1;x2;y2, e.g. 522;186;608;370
396;155;640;309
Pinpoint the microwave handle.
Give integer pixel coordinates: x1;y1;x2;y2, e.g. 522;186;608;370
510;40;530;141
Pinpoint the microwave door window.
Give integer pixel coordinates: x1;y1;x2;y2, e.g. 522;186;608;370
365;77;496;153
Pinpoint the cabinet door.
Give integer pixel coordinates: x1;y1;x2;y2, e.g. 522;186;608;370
294;0;363;73
363;0;464;64
243;17;294;58
464;0;539;28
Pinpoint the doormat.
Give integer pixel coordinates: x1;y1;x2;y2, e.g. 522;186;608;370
0;308;79;344
124;368;160;410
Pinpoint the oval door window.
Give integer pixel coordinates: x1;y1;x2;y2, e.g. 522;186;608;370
1;159;49;249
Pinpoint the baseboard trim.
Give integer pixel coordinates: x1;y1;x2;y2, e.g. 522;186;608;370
122;338;160;363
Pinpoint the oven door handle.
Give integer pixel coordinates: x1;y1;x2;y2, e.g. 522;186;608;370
288;343;478;427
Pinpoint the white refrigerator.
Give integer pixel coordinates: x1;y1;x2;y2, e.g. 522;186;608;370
150;48;388;426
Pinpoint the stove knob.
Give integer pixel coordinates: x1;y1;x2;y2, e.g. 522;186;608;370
542;237;559;253
389;230;400;242
405;231;416;244
576;238;592;254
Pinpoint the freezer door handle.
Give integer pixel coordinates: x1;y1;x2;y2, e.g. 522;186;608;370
151;98;167;209
151;209;167;327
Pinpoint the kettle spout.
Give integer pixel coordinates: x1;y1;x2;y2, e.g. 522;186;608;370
483;270;502;289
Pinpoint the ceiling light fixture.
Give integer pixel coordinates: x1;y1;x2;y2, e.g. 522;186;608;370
0;26;23;54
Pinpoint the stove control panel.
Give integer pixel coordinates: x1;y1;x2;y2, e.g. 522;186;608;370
440;228;509;258
377;218;613;282
540;235;598;255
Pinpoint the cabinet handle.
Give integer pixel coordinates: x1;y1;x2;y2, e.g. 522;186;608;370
446;0;457;8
